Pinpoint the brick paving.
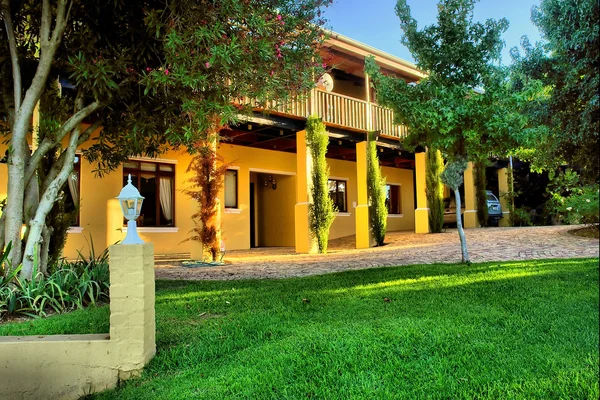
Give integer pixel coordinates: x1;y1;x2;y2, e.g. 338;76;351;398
154;225;599;281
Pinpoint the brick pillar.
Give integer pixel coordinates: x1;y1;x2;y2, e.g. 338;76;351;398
498;168;512;227
414;151;429;233
355;141;373;248
109;243;155;378
294;130;317;253
463;162;478;228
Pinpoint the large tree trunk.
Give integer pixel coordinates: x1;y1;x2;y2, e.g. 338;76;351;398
454;188;470;263
2;0;71;270
21;130;79;279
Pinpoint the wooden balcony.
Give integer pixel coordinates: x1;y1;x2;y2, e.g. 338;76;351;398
248;89;408;140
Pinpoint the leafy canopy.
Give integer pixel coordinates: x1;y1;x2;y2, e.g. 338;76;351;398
510;0;599;183
365;0;521;164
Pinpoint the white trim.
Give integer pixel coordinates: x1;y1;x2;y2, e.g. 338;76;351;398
296;202;310;206
224;208;242;214
415;208;430;211
249;168;295;176
386;181;402;187
128;156;178;165
329;176;349;182
335;212;352;217
67;226;84;234
227;166;241;170
121;227;179;233
387;214;404;218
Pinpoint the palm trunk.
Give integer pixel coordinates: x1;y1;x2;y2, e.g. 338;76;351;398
454;188;470;263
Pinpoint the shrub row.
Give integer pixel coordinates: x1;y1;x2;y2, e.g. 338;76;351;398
0;244;110;320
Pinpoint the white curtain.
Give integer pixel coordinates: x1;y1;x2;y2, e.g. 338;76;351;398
67;172;79;208
159;177;173;222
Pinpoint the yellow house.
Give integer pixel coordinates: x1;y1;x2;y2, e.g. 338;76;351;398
1;32;503;260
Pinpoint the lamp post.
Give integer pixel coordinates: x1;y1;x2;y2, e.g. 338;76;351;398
116;174;145;244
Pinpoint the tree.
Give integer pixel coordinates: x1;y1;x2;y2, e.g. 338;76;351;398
367;132;387;246
426;148;445;233
510;0;599;184
307;115;335;253
1;0;330;278
365;0;521;263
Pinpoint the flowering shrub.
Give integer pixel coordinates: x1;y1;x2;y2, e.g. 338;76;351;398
547;169;599;229
561;185;599;228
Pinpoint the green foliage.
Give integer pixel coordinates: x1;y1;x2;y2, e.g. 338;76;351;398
182;138;230;261
547;170;600;229
141;0;331;151
441;159;467;191
365;0;522;164
0;242;110;320
513;207;534;227
426;149;445;233
306;116;335;253
474;161;489;227
367;132;387;246
6;259;598;399
510;0;599;183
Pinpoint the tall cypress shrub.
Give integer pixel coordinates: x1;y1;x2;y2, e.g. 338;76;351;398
426;148;445;233
474;161;489;227
367;132;387;246
306;116;335;253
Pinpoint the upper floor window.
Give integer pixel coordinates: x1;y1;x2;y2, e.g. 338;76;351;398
328;179;347;212
224;169;238;208
385;184;402;214
123;160;174;227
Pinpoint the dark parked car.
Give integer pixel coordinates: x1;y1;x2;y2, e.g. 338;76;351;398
486;190;503;226
443;190;503;226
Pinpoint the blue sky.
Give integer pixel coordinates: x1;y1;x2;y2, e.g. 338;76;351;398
323;0;543;65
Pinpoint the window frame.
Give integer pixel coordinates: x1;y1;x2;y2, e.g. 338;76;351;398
385;184;402;215
224;169;239;209
123;160;176;227
328;178;348;213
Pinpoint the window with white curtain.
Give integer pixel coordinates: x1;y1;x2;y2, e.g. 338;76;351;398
224;169;238;208
123;160;175;227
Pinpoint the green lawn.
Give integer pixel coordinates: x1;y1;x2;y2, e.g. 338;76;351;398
2;258;598;399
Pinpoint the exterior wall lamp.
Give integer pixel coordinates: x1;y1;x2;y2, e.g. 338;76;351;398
116;174;145;244
264;175;277;190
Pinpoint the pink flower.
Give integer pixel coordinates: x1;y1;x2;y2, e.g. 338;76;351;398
280;21;285;25
270;70;275;76
277;14;282;21
322;63;327;68
164;69;169;75
146;67;151;72
205;62;210;68
277;53;283;59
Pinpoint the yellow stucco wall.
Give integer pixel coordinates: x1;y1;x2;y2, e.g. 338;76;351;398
1;140;416;257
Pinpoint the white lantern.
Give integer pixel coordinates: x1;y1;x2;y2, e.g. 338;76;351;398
116;174;145;244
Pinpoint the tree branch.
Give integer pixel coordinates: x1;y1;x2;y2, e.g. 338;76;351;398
41;0;50;46
25;101;102;185
1;0;22;113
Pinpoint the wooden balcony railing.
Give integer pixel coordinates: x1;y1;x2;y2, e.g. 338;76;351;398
248;89;408;140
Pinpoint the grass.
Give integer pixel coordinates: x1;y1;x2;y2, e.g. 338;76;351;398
2;258;598;399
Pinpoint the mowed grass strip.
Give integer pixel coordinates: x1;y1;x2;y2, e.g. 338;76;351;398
1;258;598;399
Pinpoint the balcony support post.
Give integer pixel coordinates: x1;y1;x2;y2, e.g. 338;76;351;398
463;162;479;228
497;167;512;227
355;141;373;248
294;130;317;253
414;151;430;233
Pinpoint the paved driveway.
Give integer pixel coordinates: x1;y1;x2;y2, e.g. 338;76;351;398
155;225;599;281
